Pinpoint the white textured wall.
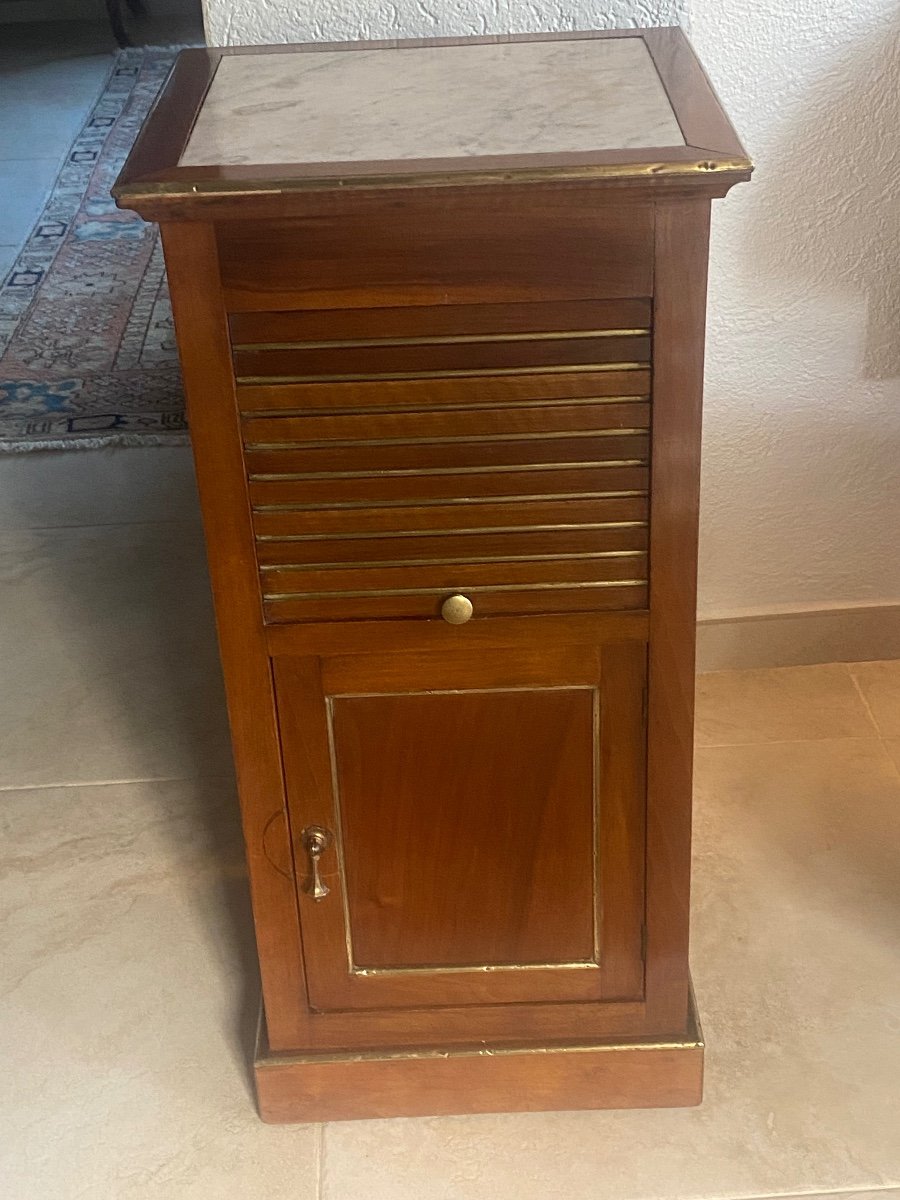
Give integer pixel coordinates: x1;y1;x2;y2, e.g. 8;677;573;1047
691;0;900;618
202;0;900;621
205;2;688;46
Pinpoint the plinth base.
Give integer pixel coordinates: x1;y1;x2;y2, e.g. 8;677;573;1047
254;995;704;1123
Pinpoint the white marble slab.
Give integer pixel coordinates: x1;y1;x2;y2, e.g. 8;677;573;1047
180;37;684;169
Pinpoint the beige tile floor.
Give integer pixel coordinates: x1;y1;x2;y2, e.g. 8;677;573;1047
2;22;899;1200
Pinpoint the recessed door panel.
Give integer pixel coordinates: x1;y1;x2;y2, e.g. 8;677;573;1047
332;686;596;969
274;633;646;1012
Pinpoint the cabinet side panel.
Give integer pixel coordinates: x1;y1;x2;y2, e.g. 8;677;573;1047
645;199;711;1030
159;222;309;1049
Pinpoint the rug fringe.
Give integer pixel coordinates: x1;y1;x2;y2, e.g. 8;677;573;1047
0;434;191;453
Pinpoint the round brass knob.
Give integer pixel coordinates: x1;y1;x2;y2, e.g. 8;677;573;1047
441;593;474;625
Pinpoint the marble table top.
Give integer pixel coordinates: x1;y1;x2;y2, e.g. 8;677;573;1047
179;37;685;169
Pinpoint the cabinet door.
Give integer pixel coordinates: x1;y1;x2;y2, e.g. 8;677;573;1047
275;636;646;1012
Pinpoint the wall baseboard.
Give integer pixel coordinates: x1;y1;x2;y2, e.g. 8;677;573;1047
696;602;900;673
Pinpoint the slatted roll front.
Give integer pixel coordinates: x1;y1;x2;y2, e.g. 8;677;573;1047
231;299;652;624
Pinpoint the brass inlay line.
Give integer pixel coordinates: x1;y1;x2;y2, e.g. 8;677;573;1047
260;550;647;572
249;458;646;483
253;489;647;513
592;685;602;965
237;361;648;386
324;697;356;976
254;519;648;544
352;960;599;977
240;394;650;419
264;579;646;602
233;328;650;353
245;427;648;452
336;684;594;700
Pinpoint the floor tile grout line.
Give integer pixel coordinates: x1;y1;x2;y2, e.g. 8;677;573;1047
2;734;892;794
0;517;200;533
0;155;75;163
728;1186;900;1200
0;773;234;794
315;1123;325;1200
696;734;884;750
877;736;900;785
846;663;888;738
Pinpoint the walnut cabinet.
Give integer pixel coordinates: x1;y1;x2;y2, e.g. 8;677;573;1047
114;27;751;1122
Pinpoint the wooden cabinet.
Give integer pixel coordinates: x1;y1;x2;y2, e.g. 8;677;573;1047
114;27;750;1122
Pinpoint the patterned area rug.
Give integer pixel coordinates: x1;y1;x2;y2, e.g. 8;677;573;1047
0;49;188;451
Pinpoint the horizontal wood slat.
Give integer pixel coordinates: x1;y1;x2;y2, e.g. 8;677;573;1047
234;335;649;382
263;554;646;598
255;523;648;567
264;583;649;623
249;466;648;509
242;401;649;447
253;495;650;540
230;299;652;347
237;369;651;414
245;432;649;479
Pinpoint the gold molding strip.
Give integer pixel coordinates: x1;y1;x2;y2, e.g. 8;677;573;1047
254;519;648;543
352;960;599;976
117;154;753;206
233;328;650;352
263;579;646;602
253;488;647;513
323;697;356;976
592;685;602;964
249;458;646;483
260;549;647;572
259;1036;703;1068
236;361;648;385
335;684;594;700
245;427;649;452
240;394;651;419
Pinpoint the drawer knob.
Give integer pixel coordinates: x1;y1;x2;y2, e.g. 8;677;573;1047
441;593;474;625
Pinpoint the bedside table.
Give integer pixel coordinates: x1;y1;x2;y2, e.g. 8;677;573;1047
114;27;751;1123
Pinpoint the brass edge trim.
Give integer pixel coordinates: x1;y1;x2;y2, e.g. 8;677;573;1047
237;362;648;385
245;428;648;451
240;394;651;419
257;1035;704;1068
117;155;755;205
253;489;647;513
249;458;647;484
260;550;648;572
254;519;648;543
592;684;601;965
263;579;646;602
233;328;651;352
324;697;357;976
352;960;599;976
335;684;594;699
